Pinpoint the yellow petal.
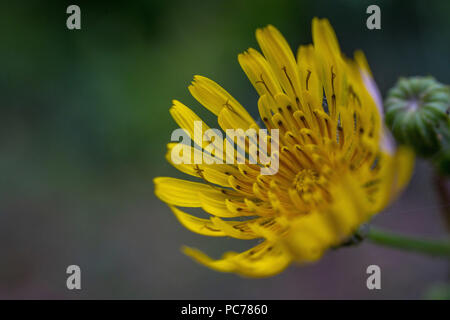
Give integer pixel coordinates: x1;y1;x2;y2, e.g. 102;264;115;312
256;25;303;109
154;177;220;207
199;191;255;218
238;48;282;98
183;241;292;277
210;216;260;240
297;44;322;111
169;206;225;236
370;147;415;213
170;100;210;149
312;18;341;59
311;18;346;119
354;50;373;77
393;146;415;193
189;75;256;128
218;107;254;131
166;142;242;187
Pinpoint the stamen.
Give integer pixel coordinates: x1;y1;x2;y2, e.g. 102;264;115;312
306;69;312;91
255;74;273;97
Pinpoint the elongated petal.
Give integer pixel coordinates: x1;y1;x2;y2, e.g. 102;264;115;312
183;241;291;277
238;48;282;98
169;206;225;236
189;75;256;130
256;25;303;109
154;177;221;207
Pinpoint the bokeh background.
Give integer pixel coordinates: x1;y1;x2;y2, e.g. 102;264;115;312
1;0;449;299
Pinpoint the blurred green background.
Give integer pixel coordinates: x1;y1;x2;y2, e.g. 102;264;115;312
0;0;449;298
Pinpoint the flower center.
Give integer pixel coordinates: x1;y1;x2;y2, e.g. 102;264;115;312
292;169;320;193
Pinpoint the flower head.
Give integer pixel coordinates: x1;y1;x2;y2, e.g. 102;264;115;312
385;76;449;174
154;18;414;277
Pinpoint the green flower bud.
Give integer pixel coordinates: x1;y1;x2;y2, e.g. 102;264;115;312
385;76;450;160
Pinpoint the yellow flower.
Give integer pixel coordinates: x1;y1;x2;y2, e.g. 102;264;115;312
154;18;414;277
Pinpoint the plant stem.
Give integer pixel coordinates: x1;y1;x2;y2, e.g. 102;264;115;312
367;226;450;258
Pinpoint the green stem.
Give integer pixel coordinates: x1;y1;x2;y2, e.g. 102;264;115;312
366;226;450;258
